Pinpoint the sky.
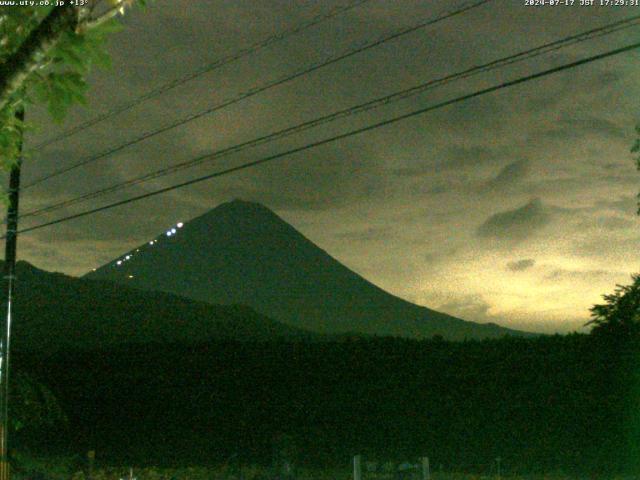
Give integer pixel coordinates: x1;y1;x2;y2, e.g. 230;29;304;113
10;0;640;334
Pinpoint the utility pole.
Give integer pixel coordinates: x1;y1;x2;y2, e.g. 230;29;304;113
421;457;430;480
353;455;362;480
0;106;24;480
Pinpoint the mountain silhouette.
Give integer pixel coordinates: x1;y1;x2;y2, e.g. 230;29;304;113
85;199;531;340
4;260;312;351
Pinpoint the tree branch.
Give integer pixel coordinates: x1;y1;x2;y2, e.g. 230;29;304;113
84;0;134;30
0;6;79;112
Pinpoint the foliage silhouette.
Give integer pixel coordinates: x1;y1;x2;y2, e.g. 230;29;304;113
587;273;640;342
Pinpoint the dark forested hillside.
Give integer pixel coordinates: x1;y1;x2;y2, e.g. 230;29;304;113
2;261;314;351
14;333;640;475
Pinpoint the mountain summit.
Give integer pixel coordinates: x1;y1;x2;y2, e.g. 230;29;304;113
85;199;529;340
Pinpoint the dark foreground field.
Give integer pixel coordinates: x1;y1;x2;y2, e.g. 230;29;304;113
24;465;640;480
10;331;640;477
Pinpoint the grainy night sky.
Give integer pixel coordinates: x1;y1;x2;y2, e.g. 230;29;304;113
12;0;640;333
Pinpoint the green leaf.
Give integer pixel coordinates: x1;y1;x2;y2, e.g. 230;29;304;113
87;45;112;69
90;18;124;36
0;0;139;148
55;46;86;70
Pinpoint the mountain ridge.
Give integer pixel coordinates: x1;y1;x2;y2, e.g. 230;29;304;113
3;260;316;351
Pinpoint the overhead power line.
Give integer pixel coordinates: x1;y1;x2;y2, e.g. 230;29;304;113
19;14;640;220
23;0;493;190
31;0;374;151
12;40;640;238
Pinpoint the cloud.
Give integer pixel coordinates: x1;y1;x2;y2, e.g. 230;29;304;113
437;294;492;322
170;138;388;213
506;259;535;272
335;226;392;242
477;199;551;243
424;247;459;264
544;268;618;282
574;234;640;263
391;145;506;177
483;159;529;192
593;215;635;231
537;116;627;143
435;145;505;172
593;196;636;215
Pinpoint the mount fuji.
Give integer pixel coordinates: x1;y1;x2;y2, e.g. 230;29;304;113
84;199;530;340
